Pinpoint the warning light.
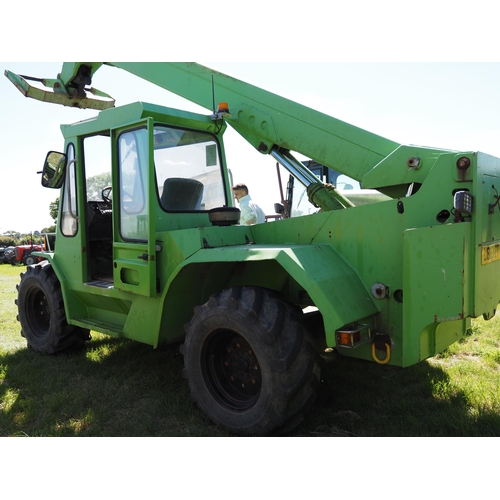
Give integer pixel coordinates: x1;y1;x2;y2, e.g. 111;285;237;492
217;102;230;114
337;330;361;346
335;324;371;348
211;102;231;121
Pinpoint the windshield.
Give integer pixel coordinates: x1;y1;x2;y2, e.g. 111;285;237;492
153;126;226;211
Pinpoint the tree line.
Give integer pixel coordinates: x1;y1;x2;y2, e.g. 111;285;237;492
3;170;109;246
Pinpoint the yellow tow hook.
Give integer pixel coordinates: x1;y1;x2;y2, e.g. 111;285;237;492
371;334;392;365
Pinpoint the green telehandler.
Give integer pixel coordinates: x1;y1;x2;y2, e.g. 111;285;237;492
5;63;500;435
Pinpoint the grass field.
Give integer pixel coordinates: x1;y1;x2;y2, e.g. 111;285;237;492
1;264;499;437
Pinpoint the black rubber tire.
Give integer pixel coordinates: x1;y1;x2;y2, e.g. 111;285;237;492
24;255;36;266
16;260;91;354
181;286;322;436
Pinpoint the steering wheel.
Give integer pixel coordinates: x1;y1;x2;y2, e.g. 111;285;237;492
102;186;112;204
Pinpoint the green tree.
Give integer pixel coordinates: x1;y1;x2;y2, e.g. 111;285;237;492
49;197;59;223
3;230;20;240
47;172;111;226
86;172;112;200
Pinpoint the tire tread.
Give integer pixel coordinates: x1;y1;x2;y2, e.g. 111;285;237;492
16;261;90;354
181;286;322;436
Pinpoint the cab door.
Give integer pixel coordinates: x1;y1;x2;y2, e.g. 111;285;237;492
112;119;157;297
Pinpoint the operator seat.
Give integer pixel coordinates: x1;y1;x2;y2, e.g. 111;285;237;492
161;177;204;211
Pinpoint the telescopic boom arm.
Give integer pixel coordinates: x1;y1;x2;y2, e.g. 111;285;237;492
5;62;401;186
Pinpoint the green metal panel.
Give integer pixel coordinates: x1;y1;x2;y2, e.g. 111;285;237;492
473;153;500;319
60;102;224;140
403;223;471;366
361;145;448;192
69;284;164;347
170;243;378;345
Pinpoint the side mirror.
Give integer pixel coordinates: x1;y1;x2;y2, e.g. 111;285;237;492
274;202;285;215
42;151;66;188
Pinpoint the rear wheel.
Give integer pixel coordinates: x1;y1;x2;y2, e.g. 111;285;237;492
16;261;91;354
181;286;322;436
24;254;37;266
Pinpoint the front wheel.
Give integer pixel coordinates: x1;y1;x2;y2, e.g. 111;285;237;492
181;286;322;436
16;261;91;354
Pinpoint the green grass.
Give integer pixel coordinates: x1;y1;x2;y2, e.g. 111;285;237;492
1;264;499;436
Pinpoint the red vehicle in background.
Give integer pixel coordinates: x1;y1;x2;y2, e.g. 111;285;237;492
1;233;54;266
14;244;45;265
2;244;44;266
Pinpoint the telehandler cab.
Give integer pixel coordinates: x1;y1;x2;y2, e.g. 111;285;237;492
5;63;500;435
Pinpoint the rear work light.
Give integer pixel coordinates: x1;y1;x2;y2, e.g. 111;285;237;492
454;190;473;216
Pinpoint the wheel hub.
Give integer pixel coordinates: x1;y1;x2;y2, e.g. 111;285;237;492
202;330;262;411
29;289;50;338
226;340;259;388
